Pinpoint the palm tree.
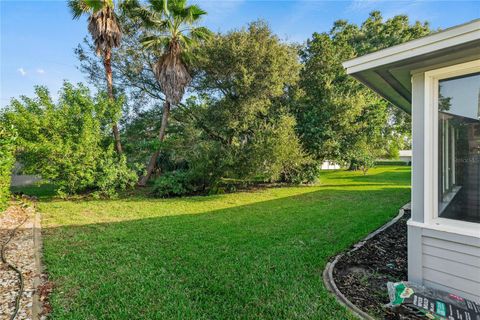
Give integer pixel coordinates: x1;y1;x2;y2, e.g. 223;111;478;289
123;0;211;186
69;0;123;154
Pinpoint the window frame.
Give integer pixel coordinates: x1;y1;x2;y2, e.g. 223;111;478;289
423;60;480;232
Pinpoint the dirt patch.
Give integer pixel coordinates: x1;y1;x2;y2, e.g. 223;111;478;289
333;210;418;319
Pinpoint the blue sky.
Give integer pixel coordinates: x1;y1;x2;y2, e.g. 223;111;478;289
1;0;479;106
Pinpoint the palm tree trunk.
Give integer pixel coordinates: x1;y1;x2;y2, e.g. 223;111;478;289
138;101;171;186
104;49;123;154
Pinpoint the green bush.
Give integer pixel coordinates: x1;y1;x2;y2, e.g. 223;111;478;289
1;82;137;197
375;160;409;166
93;151;138;198
0;125;17;211
287;162;321;185
152;171;192;197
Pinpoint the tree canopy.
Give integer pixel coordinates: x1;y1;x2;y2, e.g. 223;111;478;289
1;83;136;196
2;9;431;198
295;11;430;167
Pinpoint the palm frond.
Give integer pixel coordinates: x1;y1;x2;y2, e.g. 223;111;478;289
148;0;168;15
68;0;89;19
88;5;122;55
184;4;206;23
123;0;162;30
84;0;105;12
178;33;194;51
140;35;170;51
168;0;187;16
119;0;141;14
154;42;192;105
189;26;212;42
127;0;210;106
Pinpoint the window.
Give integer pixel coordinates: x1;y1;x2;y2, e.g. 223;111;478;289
437;72;480;223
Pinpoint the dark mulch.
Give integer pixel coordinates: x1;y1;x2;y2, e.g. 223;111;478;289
333;210;417;319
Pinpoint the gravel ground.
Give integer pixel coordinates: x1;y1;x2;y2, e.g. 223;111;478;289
0;201;37;320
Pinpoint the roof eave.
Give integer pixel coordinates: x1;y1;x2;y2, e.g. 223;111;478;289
343;19;480;75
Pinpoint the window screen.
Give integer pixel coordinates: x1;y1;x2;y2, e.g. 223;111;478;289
438;72;480;223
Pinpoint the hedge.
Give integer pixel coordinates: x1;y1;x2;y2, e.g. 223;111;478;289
374;160;410;166
0;125;17;211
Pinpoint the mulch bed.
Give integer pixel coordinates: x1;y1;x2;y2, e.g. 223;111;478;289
0;199;50;320
333;210;417;319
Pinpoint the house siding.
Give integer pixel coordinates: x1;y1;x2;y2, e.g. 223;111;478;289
409;69;480;303
408;224;480;301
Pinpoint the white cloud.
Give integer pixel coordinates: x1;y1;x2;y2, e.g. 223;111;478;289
347;0;382;12
17;67;27;76
36;68;45;74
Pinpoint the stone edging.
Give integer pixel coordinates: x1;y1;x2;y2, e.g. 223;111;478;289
322;203;410;320
32;205;44;320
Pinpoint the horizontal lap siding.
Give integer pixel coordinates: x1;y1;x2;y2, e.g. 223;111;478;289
423;245;480;267
422;235;480;300
423;279;476;300
423;255;480;282
423;237;480;257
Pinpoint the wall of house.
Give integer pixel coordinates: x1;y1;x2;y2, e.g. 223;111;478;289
320;161;341;170
398;156;411;163
11;162;41;187
409;222;480;301
408;71;480;302
422;229;480;300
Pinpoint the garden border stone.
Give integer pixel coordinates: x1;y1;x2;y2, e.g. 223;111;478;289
32;205;44;320
322;203;410;320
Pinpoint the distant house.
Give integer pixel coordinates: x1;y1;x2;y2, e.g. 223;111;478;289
11;163;41;187
321;161;341;170
399;150;412;164
344;20;480;301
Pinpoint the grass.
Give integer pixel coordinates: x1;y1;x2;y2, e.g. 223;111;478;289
29;166;410;319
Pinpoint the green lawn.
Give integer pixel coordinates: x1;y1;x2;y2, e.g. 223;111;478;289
34;166;410;319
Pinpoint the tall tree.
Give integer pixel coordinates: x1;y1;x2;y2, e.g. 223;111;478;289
123;0;211;186
295;12;431;166
184;21;313;184
69;0;124;154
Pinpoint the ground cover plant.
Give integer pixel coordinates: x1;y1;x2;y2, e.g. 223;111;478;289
30;166;412;319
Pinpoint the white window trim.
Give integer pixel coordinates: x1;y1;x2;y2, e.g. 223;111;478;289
423;60;480;235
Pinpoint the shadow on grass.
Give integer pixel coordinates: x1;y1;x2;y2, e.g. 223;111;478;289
40;186;410;320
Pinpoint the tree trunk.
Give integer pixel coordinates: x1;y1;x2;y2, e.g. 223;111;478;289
138;101;171;186
104;49;123;154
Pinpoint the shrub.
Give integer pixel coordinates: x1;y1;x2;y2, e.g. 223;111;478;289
94;151;138;197
375;160;408;166
346;139;380;175
286;162;321;184
1;82;137;197
0;125;17;211
152;171;192;197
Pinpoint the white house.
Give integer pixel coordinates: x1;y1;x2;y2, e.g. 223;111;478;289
11;162;41;187
343;19;480;301
321;161;341;170
399;150;412;164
